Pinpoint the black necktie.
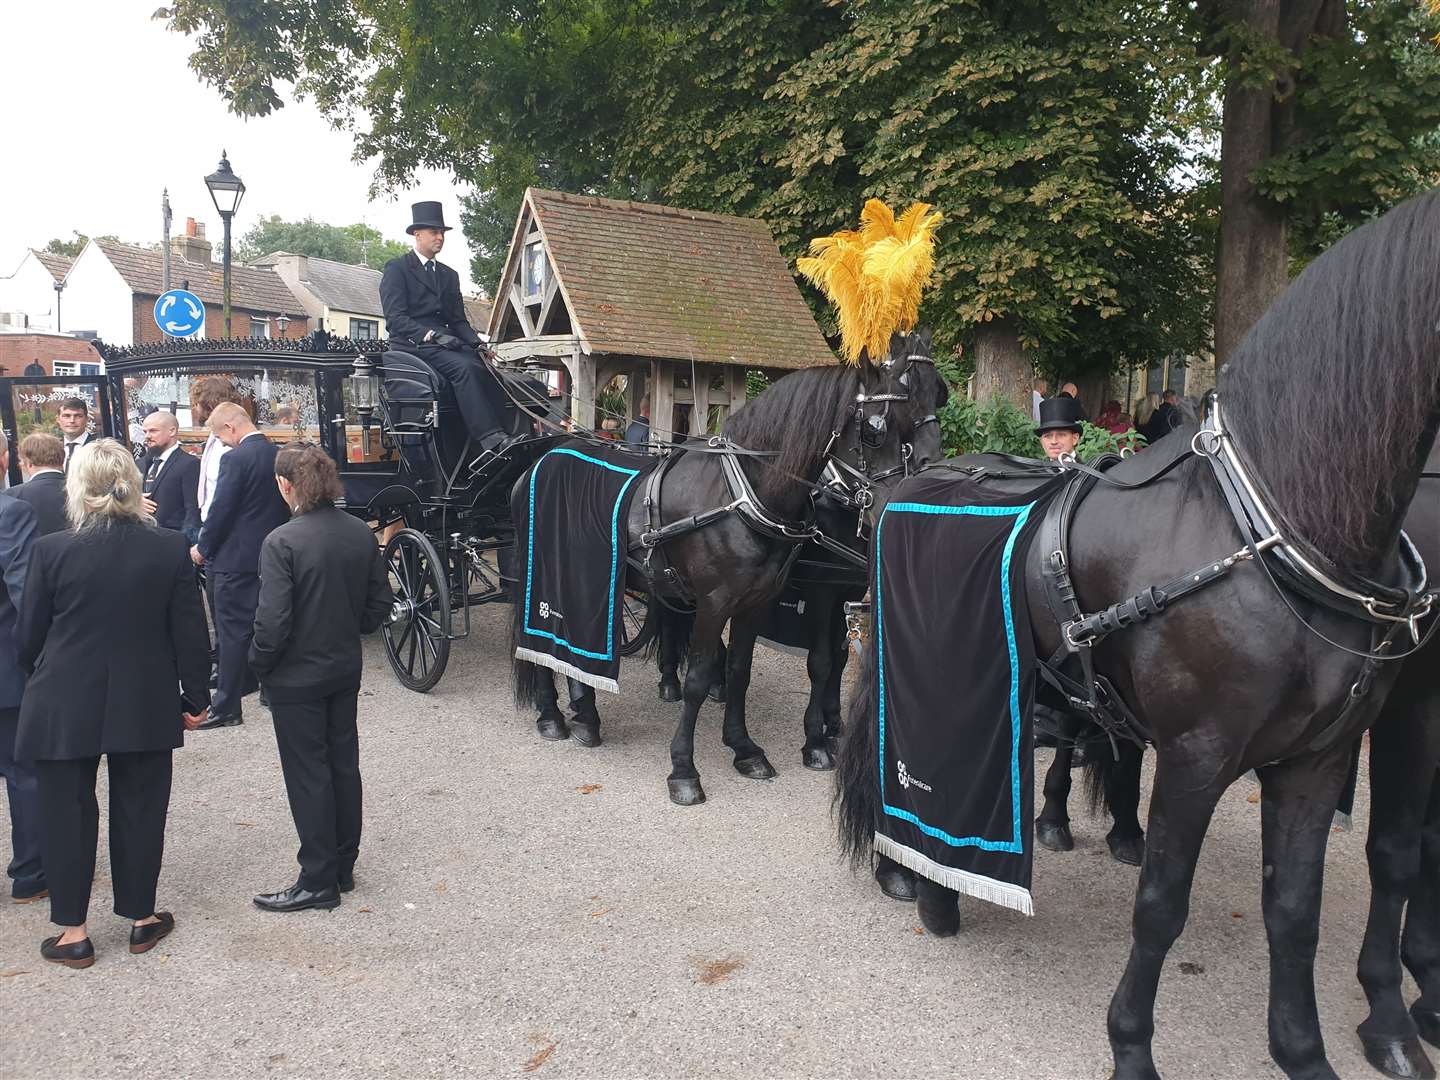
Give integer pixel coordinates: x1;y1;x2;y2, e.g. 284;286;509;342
144;455;163;493
64;442;75;471
426;260;436;274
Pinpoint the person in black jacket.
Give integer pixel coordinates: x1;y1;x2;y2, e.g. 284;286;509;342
13;434;68;537
17;440;210;969
250;446;392;913
139;411;201;542
191;403;291;729
378;201;515;468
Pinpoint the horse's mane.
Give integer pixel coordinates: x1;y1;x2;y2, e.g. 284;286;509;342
1220;188;1440;572
723;364;859;513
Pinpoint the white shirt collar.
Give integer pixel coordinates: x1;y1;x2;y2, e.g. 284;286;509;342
28;467;62;478
240;429;266;443
154;442;181;464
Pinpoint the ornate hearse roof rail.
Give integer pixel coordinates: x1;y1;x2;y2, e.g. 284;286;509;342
96;332;389;365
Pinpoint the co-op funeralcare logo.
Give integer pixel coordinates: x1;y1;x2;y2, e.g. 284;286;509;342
896;760;932;793
537;601;563;621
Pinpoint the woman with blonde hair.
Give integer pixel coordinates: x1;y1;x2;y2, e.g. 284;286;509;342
250;445;391;913
16;439;210;968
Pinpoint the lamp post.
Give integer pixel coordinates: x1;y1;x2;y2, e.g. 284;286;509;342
203;151;246;338
276;311;290;339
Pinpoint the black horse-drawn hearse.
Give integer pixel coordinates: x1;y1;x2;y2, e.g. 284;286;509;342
14;333;649;692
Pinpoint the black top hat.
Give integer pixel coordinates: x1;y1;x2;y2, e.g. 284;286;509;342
1035;395;1085;435
406;201;451;235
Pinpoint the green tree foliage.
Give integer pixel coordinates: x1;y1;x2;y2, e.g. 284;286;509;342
236;216;409;271
43;232;90;258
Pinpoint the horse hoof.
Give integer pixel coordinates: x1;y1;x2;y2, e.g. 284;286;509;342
1359;1033;1435;1080
1035;819;1074;852
1107;832;1145;867
667;777;706;806
916;882;960;937
1414;1006;1440;1051
569;721;602;748
802;746;835;771
657;679;682;703
875;865;917;902
734;754;776;780
536;713;570;741
707;684;727;704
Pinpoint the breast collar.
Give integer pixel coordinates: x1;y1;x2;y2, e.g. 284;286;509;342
1195;396;1434;639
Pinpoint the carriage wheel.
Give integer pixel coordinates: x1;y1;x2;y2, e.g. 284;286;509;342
382;528;452;693
618;589;657;657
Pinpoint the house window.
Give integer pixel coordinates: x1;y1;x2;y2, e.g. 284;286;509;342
350;318;379;340
250;317;271;339
51;361;103;377
523;239;547;301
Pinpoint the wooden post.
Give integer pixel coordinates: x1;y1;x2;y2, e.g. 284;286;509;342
649;359;675;447
626;365;646;426
569;349;596;430
689;362;711;436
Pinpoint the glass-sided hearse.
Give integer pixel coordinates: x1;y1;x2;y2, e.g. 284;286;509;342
1;334;650;692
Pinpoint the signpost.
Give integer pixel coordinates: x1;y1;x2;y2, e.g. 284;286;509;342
153;288;205;338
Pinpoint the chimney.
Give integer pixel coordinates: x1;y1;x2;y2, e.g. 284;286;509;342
171;217;212;265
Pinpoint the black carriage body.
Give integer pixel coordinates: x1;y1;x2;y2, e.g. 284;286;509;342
92;334;585;692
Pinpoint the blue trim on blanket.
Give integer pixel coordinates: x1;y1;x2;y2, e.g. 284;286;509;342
523;448;642;661
875;500;1035;853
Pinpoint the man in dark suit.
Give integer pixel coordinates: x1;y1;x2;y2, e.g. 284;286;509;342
0;431;44;903
13;434;68;537
379;201;515;469
57;397;96;474
139;411;201;542
191;403;291;729
624;395;651;449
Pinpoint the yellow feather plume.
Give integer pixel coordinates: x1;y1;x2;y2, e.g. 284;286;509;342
799;199;943;364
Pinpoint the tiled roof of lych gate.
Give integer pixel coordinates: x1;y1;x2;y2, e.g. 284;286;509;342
31;250;74;281
463;296;491;332
94;239;306;316
523;189;835;370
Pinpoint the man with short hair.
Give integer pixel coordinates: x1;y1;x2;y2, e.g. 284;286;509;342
379;201;516;472
56;398;93;473
191;403;291;729
13;434;67;536
140;411;201;542
625;395;651;448
1031;379;1048;424
0;429;43;903
1152;388;1182;441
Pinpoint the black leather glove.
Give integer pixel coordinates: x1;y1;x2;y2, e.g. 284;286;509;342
433;332;463;350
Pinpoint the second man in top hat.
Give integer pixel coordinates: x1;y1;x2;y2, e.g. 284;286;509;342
378;201;516;469
1034;395;1085;461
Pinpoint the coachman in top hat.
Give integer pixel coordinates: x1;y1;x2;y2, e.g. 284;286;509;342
378;201;517;468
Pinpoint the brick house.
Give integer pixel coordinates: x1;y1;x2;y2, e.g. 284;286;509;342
0;329;104;377
62;219;308;347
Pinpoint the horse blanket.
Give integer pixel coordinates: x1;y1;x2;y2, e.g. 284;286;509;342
513;442;654;693
871;465;1068;915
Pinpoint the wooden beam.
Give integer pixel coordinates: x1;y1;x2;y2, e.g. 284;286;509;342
535;273;562;335
649;358;675;447
690;362;710;436
492;335;581;363
568;349;596;430
508;283;536;337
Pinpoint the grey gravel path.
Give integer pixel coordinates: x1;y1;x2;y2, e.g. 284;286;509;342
0;605;1404;1078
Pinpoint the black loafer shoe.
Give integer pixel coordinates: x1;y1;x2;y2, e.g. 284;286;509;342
338;872;355;894
130;912;175;954
13;886;48;904
41;935;95;969
196;713;242;730
253;883;341;913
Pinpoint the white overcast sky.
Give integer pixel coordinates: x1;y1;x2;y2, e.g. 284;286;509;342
0;1;482;293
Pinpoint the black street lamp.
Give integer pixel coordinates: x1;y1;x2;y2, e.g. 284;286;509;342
204;151;246;338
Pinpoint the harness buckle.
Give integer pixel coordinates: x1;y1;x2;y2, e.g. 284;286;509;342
1062;619;1092;651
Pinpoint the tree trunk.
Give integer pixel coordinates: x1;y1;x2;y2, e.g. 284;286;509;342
970;321;1030;412
1213;0;1344;366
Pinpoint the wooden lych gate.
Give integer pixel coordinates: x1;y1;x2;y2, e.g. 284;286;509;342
487;189;835;444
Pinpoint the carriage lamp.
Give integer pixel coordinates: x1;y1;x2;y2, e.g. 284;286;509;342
351;353;381;457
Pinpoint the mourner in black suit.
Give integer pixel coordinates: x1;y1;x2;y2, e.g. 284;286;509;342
13;433;68;537
248;446;393;913
378;201;515;464
192;403;291;729
16;439;210;968
139;411;201;542
57;397;95;474
0;432;43;905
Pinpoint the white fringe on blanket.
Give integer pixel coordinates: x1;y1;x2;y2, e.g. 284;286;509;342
876;832;1034;917
514;647;620;695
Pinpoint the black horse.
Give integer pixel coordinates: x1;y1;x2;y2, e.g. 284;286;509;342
1355;442;1439;1080
838;190;1440;1080
514;330;947;804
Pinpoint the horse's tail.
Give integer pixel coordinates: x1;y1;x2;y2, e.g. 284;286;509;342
1081;732;1135;817
656;605;694;670
509;468;542;709
834;638;880;868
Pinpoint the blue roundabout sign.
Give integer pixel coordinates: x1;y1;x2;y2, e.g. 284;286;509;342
154;288;206;337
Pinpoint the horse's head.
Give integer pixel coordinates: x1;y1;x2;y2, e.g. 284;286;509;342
825;327;948;523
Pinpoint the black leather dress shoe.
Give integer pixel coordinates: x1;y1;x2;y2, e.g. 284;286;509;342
41;935;95;969
13;885;48;904
196;713;242;730
253;883;341;913
130;912;175;954
338;872;355;894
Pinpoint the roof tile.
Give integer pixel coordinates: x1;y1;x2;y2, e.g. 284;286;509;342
95;239;305;315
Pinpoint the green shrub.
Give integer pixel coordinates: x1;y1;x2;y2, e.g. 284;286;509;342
939;394;1147;461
